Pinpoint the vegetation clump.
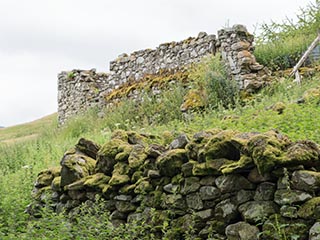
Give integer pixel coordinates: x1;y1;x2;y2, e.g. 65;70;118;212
1;2;320;238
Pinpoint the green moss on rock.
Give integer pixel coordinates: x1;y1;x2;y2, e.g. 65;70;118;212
64;173;110;191
185;130;217;160
128;145;148;169
284;140;320;167
60;153;96;187
109;174;130;186
113;162;131;176
156;149;188;177
84;173;111;190
199;130;240;162
131;171;143;183
35;166;61;188
246;131;290;175
192;158;235;176
298;197;320;219
119;184;136;194
51;176;62;191
96;138;132;175
220;155;253;174
134;179;153;194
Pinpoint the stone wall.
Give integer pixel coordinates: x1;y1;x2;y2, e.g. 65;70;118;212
28;129;320;239
58;25;267;125
217;25;269;91
109;32;216;85
57;69;110;124
58;32;216;125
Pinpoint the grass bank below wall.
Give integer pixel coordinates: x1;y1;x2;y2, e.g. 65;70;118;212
0;64;320;238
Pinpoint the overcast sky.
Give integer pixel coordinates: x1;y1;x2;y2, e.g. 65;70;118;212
0;0;312;127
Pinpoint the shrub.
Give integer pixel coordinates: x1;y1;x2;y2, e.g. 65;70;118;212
255;0;320;70
189;55;240;110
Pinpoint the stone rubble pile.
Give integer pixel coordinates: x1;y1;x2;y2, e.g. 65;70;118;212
28;129;320;239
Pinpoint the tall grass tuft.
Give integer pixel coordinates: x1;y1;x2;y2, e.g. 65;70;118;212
255;0;320;70
189;54;240;110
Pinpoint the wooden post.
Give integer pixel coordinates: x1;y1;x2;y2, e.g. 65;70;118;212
290;32;320;82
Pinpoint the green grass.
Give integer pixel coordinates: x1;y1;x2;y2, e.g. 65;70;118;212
1;3;319;236
0;69;320;238
255;0;320;70
255;33;316;71
0;113;57;144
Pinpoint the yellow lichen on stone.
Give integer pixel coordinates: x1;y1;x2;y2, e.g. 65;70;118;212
180;89;207;112
51;176;62;191
298;197;320;219
35;166;61;187
271;101;286;114
220;155;253;174
303;87;320;103
105;69;190;102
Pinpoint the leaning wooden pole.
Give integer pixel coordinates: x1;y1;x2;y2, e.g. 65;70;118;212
290;32;320;83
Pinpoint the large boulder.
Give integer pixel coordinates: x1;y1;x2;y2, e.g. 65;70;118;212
246;130;291;174
60;149;96;187
75;138;101;159
95;138;133;175
156;149;188;177
284;140;320;168
292;170;320;193
225;221;259;240
198;130;241;162
34;167;61;188
238;201;279;224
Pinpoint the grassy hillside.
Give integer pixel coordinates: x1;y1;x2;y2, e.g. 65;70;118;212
0;66;320;238
0;2;319;237
0;113;57;144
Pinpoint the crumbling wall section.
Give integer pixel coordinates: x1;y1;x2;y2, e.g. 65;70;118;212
58;25;268;125
217;24;269;91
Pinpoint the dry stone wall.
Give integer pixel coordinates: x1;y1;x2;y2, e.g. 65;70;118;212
28;129;320;239
58;69;110;124
58;25;267;125
217;25;269;91
109;32;216;85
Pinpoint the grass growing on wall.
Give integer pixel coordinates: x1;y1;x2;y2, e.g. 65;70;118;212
188;54;240;110
255;0;320;70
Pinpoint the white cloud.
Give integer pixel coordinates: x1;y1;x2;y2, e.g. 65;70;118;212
0;0;311;126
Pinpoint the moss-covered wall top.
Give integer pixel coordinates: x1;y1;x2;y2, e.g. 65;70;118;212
28;129;320;239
